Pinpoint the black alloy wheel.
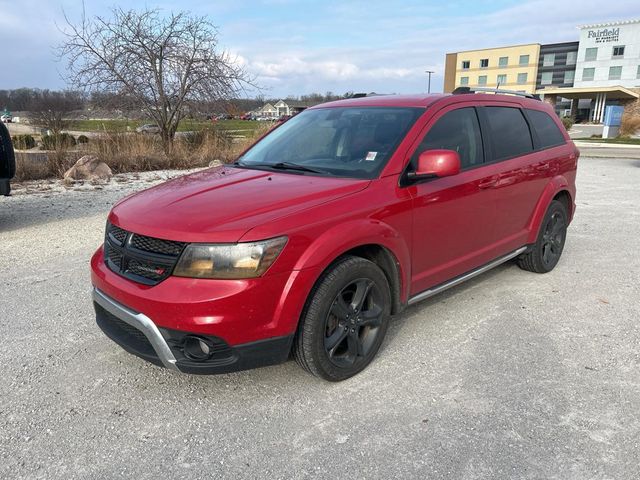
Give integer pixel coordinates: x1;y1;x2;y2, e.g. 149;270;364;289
324;278;385;368
293;256;391;381
541;210;566;268
518;199;568;273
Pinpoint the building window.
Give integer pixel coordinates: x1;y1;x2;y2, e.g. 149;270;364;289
566;51;577;65
637;65;640;79
498;56;508;68
462;60;470;69
519;55;529;66
460;76;469;86
478;75;487;85
497;74;507;85
541;72;553;85
480;59;489;68
582;67;595;81
585;47;597;61
612;46;625;58
608;66;622;80
517;72;528;84
543;54;555;67
563;70;575;84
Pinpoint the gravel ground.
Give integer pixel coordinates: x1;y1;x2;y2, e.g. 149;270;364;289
1;157;639;479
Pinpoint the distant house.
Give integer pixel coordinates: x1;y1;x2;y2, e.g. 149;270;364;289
257;100;313;118
260;103;278;119
273;100;310;116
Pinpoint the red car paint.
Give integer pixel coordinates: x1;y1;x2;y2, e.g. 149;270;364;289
91;93;578;369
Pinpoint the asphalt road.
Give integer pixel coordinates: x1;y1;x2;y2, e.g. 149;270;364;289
1;156;639;479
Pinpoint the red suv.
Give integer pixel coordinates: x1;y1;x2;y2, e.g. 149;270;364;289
91;90;578;381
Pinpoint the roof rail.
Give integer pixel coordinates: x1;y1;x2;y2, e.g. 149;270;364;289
452;86;541;101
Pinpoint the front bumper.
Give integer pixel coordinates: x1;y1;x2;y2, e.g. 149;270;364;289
93;288;293;374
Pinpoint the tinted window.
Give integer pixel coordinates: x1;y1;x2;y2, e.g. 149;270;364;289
414;108;483;169
526;109;566;148
483;107;533;160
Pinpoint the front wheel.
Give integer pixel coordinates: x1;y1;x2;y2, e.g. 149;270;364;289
518;200;568;273
293;256;391;381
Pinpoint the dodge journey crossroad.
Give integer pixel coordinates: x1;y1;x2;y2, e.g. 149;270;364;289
91;89;578;381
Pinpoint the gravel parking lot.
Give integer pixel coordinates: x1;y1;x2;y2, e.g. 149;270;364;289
1;156;639;479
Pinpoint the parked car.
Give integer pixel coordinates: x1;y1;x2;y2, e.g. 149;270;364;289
0;122;15;195
91;90;579;381
1;114;12;123
135;124;161;134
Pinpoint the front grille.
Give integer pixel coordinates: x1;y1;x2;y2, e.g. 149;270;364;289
126;259;166;281
131;234;185;256
104;222;186;285
107;247;123;270
109;224;127;245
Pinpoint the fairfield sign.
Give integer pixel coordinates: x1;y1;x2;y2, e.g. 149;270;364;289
587;27;620;43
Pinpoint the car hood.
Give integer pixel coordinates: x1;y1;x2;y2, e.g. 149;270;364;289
109;166;370;243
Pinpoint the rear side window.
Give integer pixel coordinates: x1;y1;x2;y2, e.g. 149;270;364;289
415;108;484;169
526;109;566;148
483;107;533;160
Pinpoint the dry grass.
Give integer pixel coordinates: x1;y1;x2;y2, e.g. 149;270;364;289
86;126;270;173
620;115;640;137
14;152;50;181
13;124;272;182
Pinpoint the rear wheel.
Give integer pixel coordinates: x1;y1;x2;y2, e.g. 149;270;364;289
518;200;568;273
293;256;391;381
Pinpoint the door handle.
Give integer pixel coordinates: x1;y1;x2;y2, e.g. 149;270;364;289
478;176;497;189
535;163;550;171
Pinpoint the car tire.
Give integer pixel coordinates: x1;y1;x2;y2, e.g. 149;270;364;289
518;200;568;273
293;256;391;381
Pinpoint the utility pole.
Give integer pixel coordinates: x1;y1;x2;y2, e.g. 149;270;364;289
425;70;434;93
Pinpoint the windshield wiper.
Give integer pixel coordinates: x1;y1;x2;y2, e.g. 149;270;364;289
235;161;329;175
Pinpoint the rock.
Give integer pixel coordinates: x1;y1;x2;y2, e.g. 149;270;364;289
209;159;222;168
63;155;112;183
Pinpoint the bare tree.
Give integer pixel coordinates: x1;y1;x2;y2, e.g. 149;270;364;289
59;7;254;152
29;90;84;135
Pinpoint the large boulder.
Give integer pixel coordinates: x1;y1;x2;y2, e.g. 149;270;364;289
63;155;112;184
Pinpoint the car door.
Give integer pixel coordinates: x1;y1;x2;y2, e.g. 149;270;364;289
405;105;502;295
476;104;552;251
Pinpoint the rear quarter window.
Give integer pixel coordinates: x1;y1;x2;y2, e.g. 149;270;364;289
483;106;533;161
526;109;566;149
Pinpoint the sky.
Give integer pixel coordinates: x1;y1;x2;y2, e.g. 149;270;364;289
0;0;638;98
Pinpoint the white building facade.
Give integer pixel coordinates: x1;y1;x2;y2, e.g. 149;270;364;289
574;19;640;89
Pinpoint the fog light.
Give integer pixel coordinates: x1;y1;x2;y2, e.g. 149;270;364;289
183;335;213;361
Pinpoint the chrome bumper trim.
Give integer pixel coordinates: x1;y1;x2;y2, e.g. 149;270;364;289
92;288;179;371
408;247;528;306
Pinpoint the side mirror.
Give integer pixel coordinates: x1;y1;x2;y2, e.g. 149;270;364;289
407;149;461;181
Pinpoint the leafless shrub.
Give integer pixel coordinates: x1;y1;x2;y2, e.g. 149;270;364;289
620;115;640;136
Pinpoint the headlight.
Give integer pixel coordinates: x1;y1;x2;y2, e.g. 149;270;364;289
173;236;288;279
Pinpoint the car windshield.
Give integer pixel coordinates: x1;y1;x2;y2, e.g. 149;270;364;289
235;106;423;179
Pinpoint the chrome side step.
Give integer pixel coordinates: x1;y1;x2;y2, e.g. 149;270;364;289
407;247;527;306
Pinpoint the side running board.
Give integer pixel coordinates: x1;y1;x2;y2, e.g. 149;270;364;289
407;247;527;306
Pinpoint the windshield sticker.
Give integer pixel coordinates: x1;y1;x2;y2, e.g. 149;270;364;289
365;151;378;161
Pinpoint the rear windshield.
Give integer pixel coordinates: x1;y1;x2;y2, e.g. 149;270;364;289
236;106;423;179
